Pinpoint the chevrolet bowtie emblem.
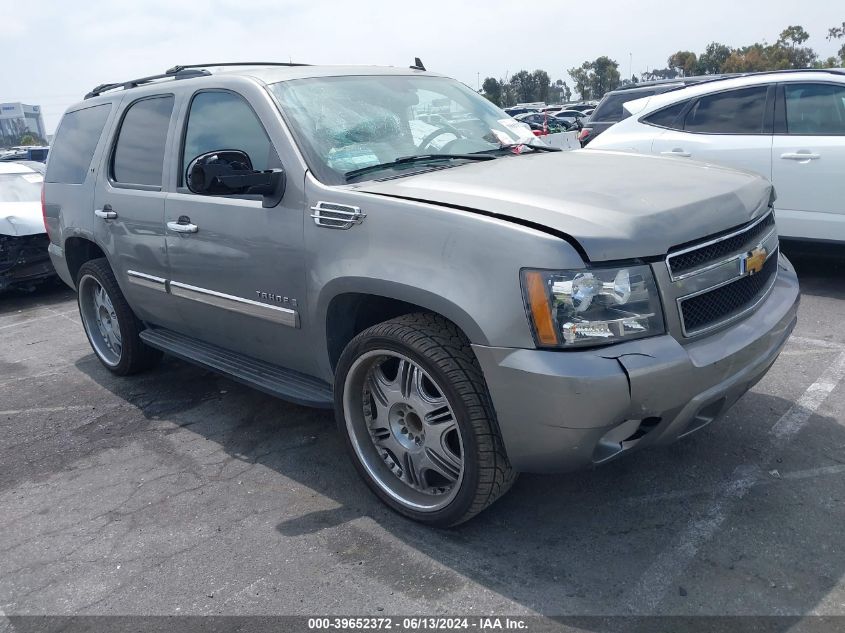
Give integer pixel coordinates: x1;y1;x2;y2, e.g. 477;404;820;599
741;246;768;275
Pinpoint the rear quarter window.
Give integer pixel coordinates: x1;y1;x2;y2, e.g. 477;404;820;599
45;104;112;184
642;100;690;129
111;96;174;187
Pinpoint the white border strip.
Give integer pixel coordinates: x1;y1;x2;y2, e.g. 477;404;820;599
623;347;845;613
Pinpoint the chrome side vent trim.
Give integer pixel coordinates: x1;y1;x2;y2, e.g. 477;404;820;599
310;201;366;230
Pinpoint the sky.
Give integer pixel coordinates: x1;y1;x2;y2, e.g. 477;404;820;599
1;0;842;134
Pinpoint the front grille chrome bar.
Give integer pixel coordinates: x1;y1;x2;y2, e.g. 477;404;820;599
666;212;776;281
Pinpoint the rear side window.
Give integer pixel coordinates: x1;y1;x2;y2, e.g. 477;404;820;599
45;104;111;184
112;96;174;187
643;100;689;129
684;87;767;134
592;90;657;122
181;91;276;181
784;83;845;135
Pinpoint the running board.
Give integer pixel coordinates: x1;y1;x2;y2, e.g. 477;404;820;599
139;328;333;409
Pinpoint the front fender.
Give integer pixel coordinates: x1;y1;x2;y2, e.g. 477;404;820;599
304;174;587;380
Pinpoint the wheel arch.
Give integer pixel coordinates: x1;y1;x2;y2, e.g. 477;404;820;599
63;235;109;287
321;278;488;373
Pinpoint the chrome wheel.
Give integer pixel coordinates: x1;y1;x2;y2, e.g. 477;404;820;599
343;350;464;512
78;274;122;367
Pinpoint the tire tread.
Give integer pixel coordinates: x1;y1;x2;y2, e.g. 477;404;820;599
77;258;161;376
340;312;516;525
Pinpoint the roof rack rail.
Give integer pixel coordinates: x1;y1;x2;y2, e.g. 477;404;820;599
84;68;211;99
165;61;310;74
85;61;311;100
613;67;845;95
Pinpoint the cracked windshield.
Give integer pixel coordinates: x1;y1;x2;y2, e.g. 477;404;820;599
270;75;538;184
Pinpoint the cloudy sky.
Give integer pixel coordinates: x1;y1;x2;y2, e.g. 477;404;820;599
2;0;842;133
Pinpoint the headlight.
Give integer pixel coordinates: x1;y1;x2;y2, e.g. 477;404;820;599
521;265;665;348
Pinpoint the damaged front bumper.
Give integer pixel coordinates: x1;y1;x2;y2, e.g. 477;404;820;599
0;233;55;290
473;258;800;473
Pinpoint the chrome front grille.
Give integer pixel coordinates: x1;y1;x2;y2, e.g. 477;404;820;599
667;213;776;280
679;247;779;335
664;210;779;337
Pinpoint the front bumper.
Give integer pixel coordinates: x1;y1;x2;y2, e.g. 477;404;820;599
473;257;800;473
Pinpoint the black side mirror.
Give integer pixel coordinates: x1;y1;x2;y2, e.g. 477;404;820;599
185;150;286;208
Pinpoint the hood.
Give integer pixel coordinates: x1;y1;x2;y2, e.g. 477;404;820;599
353;150;772;261
0;201;45;236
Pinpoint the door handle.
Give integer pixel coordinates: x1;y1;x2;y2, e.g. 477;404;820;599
660;149;691;157
167;216;198;233
94;204;117;220
780;152;820;161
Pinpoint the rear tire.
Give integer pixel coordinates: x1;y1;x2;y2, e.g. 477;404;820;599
334;313;516;526
76;258;162;376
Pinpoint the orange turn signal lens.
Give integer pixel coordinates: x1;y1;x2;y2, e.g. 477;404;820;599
523;271;558;346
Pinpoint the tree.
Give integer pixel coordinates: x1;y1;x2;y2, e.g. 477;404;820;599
561;80;572;103
590;56;621;98
641;67;678;81
775;25;817;68
532;70;551;104
719;27;817;74
668;51;698;76
509;70;538;103
697;42;732;74
721;45;771;73
778;25;810;47
568;57;621;100
568;62;592;100
481;77;503;106
828;21;845;62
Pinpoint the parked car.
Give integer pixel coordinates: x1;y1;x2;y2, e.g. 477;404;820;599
503;106;540;117
13;160;46;175
550;109;588;122
586;69;845;243
45;62;798;526
0;162;55;290
514;112;574;133
578;78;728;146
564;102;597;113
0;146;50;163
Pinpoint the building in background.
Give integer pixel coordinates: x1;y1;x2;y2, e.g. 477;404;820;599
0;103;47;147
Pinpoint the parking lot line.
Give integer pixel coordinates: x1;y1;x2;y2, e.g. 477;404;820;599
772;351;845;439
620;462;845;507
623;348;845;614
0;309;78;331
789;335;845;350
0;405;96;416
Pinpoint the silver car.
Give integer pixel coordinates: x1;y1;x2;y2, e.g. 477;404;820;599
44;63;800;526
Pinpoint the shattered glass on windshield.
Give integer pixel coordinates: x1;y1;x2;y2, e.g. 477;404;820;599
270;75;539;184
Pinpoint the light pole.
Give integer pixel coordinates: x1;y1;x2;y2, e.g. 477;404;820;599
629;53;632;81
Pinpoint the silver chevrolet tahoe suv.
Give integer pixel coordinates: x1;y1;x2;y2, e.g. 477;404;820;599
44;62;800;526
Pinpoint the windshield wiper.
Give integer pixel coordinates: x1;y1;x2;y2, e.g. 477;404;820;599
344;154;495;182
483;142;563;154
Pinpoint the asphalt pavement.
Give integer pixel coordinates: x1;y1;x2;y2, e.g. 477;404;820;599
0;246;843;629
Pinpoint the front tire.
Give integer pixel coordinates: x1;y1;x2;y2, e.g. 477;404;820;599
334;313;516;526
76;258;162;376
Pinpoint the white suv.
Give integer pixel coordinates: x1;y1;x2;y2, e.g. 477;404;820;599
586;70;845;243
